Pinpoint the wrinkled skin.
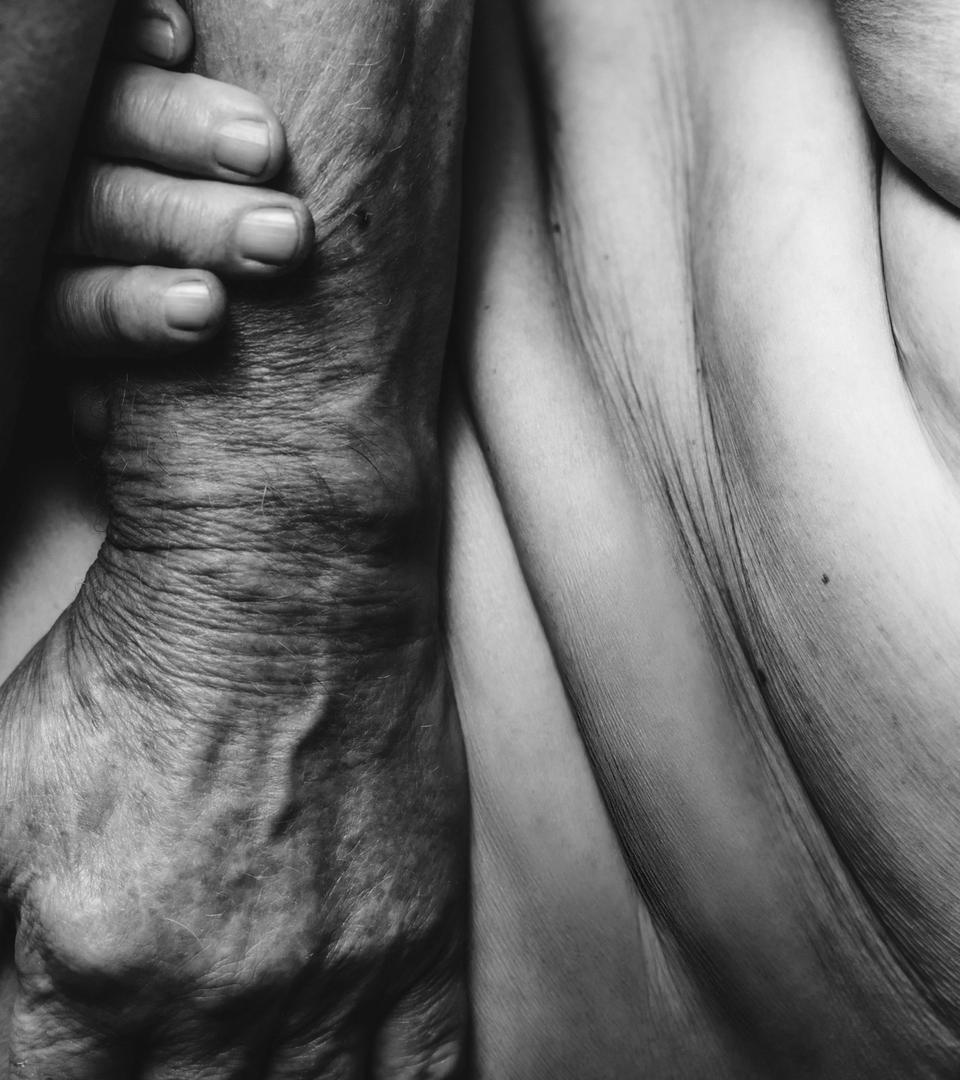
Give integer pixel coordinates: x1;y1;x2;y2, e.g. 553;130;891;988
836;0;960;209
447;0;960;1075
6;0;960;1077
0;1;472;1077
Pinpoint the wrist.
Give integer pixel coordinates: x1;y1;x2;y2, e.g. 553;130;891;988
70;540;443;728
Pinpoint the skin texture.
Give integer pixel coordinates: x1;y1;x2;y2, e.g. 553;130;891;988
46;13;314;358
0;0;473;1076
835;0;960;210
7;0;960;1076
1;0;313;674
443;0;960;1074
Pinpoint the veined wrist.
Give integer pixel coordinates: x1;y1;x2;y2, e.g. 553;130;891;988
70;542;442;715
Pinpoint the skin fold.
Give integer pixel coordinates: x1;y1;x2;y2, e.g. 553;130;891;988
446;0;960;1074
6;0;960;1077
836;0;960;210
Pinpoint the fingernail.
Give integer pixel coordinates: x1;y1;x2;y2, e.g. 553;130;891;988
134;16;176;63
215;119;272;178
236;207;301;265
164;280;212;332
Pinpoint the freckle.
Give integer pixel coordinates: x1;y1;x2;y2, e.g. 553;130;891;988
821;573;830;585
755;668;768;689
551;222;561;235
354;205;372;231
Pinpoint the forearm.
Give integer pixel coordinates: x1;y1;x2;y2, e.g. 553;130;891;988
73;0;471;714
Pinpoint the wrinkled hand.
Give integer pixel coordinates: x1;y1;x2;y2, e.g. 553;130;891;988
42;0;313;360
0;0;474;1076
0;595;467;1078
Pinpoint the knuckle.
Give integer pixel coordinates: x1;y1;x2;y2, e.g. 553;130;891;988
413;1042;463;1079
44;273;76;345
151;71;197;137
18;888;147;999
92;274;126;343
77;161;199;269
69;161;111;255
184;933;316;1022
76;163;149;262
329;888;450;978
147;182;197;263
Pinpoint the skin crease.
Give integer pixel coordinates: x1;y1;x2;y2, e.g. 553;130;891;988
449;0;960;1075
835;0;960;210
7;0;960;1078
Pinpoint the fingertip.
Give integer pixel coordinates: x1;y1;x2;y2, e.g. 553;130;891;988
232;201;315;276
112;0;193;68
212;111;286;183
91;64;288;185
165;2;195;63
44;264;228;358
163;273;226;342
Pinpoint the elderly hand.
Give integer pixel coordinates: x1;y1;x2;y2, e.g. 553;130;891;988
41;0;313;360
0;1;473;1076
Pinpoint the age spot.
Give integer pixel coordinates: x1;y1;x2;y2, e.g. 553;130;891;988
77;786;117;835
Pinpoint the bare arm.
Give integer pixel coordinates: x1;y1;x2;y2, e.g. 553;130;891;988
0;1;473;1076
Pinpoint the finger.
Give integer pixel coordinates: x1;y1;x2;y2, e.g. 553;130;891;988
265;1019;368;1080
42;266;226;357
139;1046;254;1080
266;1046;366;1080
7;896;133;1080
8;997;122;1079
88;63;286;183
8;968;124;1080
106;0;193;68
140;1016;362;1080
62;163;313;278
373;973;469;1080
